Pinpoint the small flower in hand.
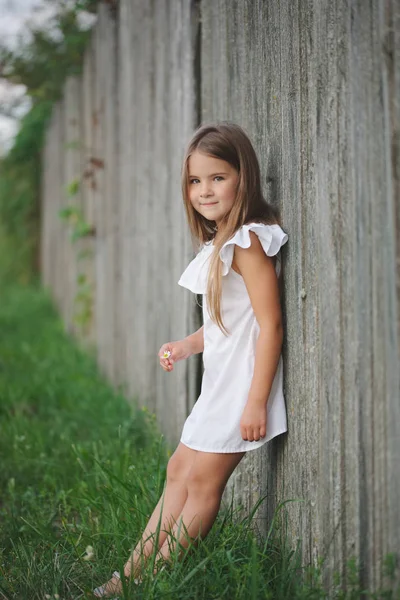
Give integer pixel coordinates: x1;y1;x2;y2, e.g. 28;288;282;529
163;351;171;359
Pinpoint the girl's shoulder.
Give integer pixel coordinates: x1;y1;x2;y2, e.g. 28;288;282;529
178;223;288;293
219;222;288;277
221;221;288;255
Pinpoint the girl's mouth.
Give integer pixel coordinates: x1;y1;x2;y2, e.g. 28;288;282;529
201;202;218;206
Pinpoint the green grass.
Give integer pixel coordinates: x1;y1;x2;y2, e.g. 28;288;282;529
0;282;398;599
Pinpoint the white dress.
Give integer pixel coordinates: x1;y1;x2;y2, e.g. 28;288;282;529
178;222;289;453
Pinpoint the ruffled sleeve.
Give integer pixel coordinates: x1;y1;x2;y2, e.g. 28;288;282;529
219;223;288;277
178;223;288;294
178;243;213;294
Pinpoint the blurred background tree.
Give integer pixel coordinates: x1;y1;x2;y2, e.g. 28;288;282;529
0;0;98;284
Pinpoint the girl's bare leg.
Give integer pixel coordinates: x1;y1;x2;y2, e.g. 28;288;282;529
94;443;197;596
155;450;245;565
123;443;197;577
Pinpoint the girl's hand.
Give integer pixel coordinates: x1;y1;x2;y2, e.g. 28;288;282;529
240;402;267;442
158;339;194;372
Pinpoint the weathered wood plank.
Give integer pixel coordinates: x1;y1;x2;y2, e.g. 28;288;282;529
80;32;96;347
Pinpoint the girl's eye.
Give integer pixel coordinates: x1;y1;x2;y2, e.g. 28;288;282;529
189;176;224;184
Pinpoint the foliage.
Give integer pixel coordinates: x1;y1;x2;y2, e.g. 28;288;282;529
0;282;399;599
0;101;52;282
59;204;95;242
0;1;99;283
58;189;96;333
0;2;97;103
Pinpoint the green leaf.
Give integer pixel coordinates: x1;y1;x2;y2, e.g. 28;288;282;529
58;206;79;221
64;139;82;151
65;178;80;197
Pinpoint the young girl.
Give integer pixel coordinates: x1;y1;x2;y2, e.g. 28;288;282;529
94;122;288;597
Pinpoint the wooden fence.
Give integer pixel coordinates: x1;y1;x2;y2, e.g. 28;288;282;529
40;0;400;590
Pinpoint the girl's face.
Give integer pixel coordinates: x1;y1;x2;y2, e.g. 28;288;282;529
188;151;239;227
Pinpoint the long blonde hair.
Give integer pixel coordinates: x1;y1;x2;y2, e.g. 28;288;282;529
181;122;282;335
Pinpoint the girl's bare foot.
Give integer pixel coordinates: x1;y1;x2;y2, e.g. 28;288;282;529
93;570;139;598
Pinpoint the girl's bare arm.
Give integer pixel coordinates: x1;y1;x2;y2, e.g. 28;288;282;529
185;325;204;355
159;326;204;372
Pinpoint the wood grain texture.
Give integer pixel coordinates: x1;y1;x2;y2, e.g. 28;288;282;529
200;0;399;588
41;0;198;444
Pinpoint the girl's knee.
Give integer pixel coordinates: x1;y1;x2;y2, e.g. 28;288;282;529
166;455;183;484
166;447;195;485
186;467;224;498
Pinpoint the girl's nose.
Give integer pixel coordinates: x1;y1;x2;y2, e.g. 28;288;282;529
200;184;212;197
